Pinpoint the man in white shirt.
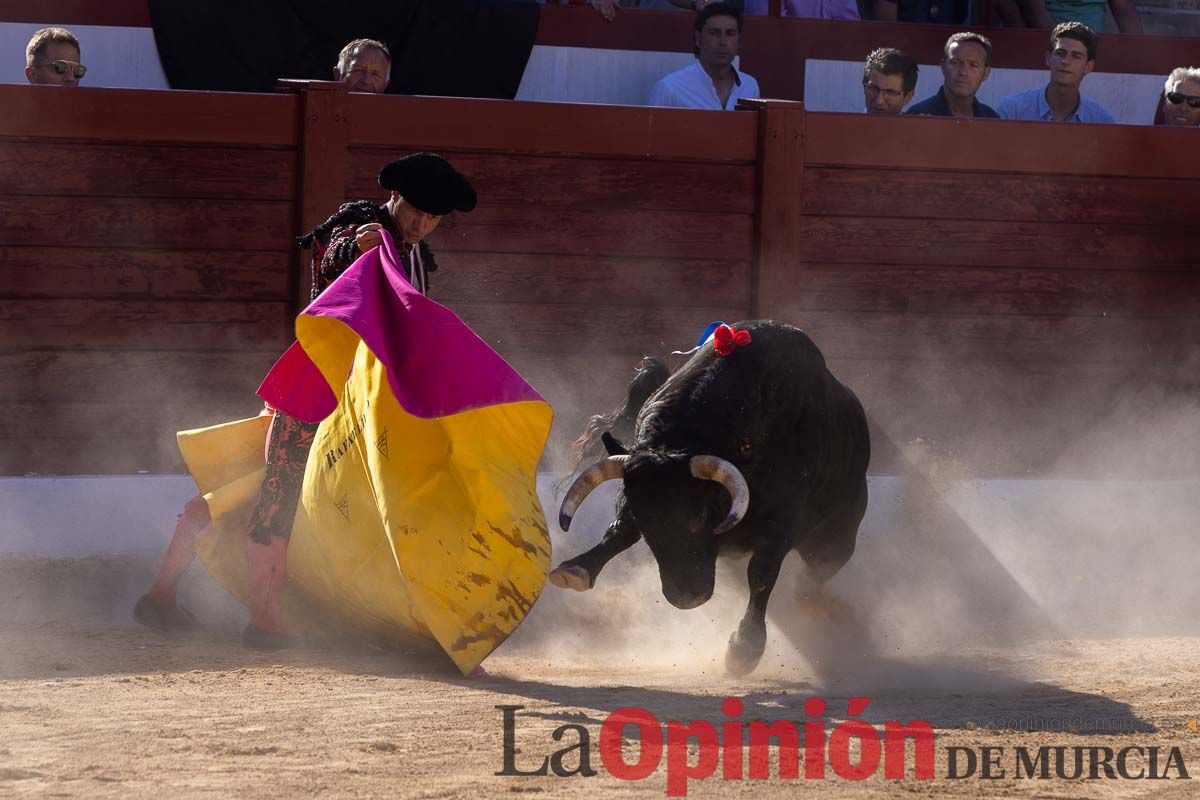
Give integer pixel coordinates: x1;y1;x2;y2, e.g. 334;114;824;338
649;2;760;110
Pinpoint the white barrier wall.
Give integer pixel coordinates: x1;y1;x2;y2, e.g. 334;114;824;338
516;45;698;105
3;473;1197;640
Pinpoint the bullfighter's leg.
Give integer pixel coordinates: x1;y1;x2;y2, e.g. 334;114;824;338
794;477;867;619
134;494;211;632
242;411;318;650
726;536;791;677
549;520;641;591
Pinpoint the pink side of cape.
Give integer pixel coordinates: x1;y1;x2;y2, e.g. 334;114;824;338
257;232;543;423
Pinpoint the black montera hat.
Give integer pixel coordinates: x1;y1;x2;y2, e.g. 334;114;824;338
377;152;477;216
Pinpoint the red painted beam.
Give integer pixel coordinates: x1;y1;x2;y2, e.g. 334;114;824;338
0;0;150;26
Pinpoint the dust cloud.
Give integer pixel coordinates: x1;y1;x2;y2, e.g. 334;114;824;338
501;344;1200;696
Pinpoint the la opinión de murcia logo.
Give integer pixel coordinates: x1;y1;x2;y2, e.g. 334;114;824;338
497;699;1192;796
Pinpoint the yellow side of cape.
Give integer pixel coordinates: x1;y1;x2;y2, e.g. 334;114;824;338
179;343;552;675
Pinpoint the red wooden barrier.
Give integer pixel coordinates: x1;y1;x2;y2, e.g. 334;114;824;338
1;82;1196;479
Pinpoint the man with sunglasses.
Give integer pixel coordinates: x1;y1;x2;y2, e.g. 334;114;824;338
1162;67;1200;127
24;27;86;87
862;48;918;116
997;22;1113;124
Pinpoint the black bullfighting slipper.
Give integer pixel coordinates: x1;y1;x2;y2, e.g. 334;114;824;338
241;623;307;651
133;593;198;633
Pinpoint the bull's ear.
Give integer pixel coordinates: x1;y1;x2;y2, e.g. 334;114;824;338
601;432;629;456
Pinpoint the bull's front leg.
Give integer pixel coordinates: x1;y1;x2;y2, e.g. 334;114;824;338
726;539;789;677
549;520;640;592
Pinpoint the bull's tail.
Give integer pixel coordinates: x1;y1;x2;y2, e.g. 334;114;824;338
570;356;670;469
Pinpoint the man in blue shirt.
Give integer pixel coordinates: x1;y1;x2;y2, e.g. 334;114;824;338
997;22;1114;124
907;32;999;119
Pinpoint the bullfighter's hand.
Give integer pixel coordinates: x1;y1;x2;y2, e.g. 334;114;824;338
355;223;384;254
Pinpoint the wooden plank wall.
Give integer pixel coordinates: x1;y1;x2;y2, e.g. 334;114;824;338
339;95;760;471
0;87;301;474
2;83;1197;479
763;112;1200;478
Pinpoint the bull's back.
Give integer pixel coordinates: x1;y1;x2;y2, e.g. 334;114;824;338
639;321;867;478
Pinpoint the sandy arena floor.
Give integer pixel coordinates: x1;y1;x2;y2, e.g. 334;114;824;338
1;616;1197;799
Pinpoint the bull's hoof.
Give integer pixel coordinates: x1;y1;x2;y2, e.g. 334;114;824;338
549;564;592;592
725;626;766;677
133;593;198;633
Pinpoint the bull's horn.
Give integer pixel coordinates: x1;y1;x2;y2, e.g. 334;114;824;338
558;456;628;532
690;455;749;535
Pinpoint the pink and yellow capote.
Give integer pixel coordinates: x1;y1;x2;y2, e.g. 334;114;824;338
176;232;553;674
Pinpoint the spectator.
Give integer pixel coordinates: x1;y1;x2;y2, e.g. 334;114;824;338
1161;67;1200;127
334;38;390;94
585;0;702;22
743;0;859;18
1043;0;1141;33
587;0;857;18
862;48;917;115
648;2;760;110
989;0;1138;34
996;22;1114;124
25;27;85;87
906;32;998;119
987;0;1054;28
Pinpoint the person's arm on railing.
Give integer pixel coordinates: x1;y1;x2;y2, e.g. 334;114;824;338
587;0;619;21
1108;0;1144;33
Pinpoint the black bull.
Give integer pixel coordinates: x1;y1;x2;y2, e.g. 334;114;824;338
551;320;870;676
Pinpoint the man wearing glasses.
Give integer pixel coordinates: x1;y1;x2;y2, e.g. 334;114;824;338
997;22;1114;124
24;27;86;87
1162;67;1200;127
862;48;918;115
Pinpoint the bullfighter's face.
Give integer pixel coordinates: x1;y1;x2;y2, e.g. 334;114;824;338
389;194;443;244
620;453;724;610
